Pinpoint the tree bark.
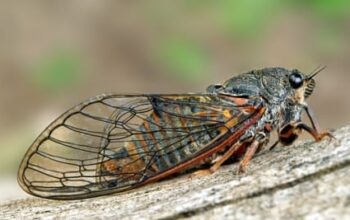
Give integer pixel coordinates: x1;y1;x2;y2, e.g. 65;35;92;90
1;126;350;220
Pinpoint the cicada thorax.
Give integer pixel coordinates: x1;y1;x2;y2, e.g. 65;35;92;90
98;96;239;186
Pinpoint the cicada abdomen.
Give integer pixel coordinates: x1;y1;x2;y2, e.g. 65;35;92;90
98;96;254;188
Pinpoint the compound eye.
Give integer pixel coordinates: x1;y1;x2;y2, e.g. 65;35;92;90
289;70;304;89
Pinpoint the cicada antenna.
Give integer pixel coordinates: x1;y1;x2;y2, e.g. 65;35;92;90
307;65;327;80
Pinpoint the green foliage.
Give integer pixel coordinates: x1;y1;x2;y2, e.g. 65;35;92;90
297;0;350;20
32;49;82;93
216;0;283;36
158;38;209;82
313;27;348;56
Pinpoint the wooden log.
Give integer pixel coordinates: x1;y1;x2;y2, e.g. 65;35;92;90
1;126;350;219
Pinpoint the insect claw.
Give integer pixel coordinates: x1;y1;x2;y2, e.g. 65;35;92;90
318;130;335;141
324;129;341;146
328;132;336;140
237;165;246;175
327;129;336;138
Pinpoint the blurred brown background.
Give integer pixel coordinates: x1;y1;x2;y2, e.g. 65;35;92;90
0;1;349;200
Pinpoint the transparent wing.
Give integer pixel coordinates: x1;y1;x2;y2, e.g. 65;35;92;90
18;94;263;199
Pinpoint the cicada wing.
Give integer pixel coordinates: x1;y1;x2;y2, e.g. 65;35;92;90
18;94;264;199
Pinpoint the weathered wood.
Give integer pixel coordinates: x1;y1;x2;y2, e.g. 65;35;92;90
1;126;350;220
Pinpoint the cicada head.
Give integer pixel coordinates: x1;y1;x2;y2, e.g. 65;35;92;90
286;69;315;105
285;66;325;105
207;67;323;105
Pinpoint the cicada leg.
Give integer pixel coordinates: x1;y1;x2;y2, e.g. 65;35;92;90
192;132;254;176
279;121;334;146
295;123;334;141
302;105;335;141
237;132;267;174
268;140;279;151
192;142;244;176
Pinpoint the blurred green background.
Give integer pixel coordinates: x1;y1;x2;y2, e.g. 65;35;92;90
0;1;350;200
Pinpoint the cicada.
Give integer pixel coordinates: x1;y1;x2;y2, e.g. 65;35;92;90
18;67;331;200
